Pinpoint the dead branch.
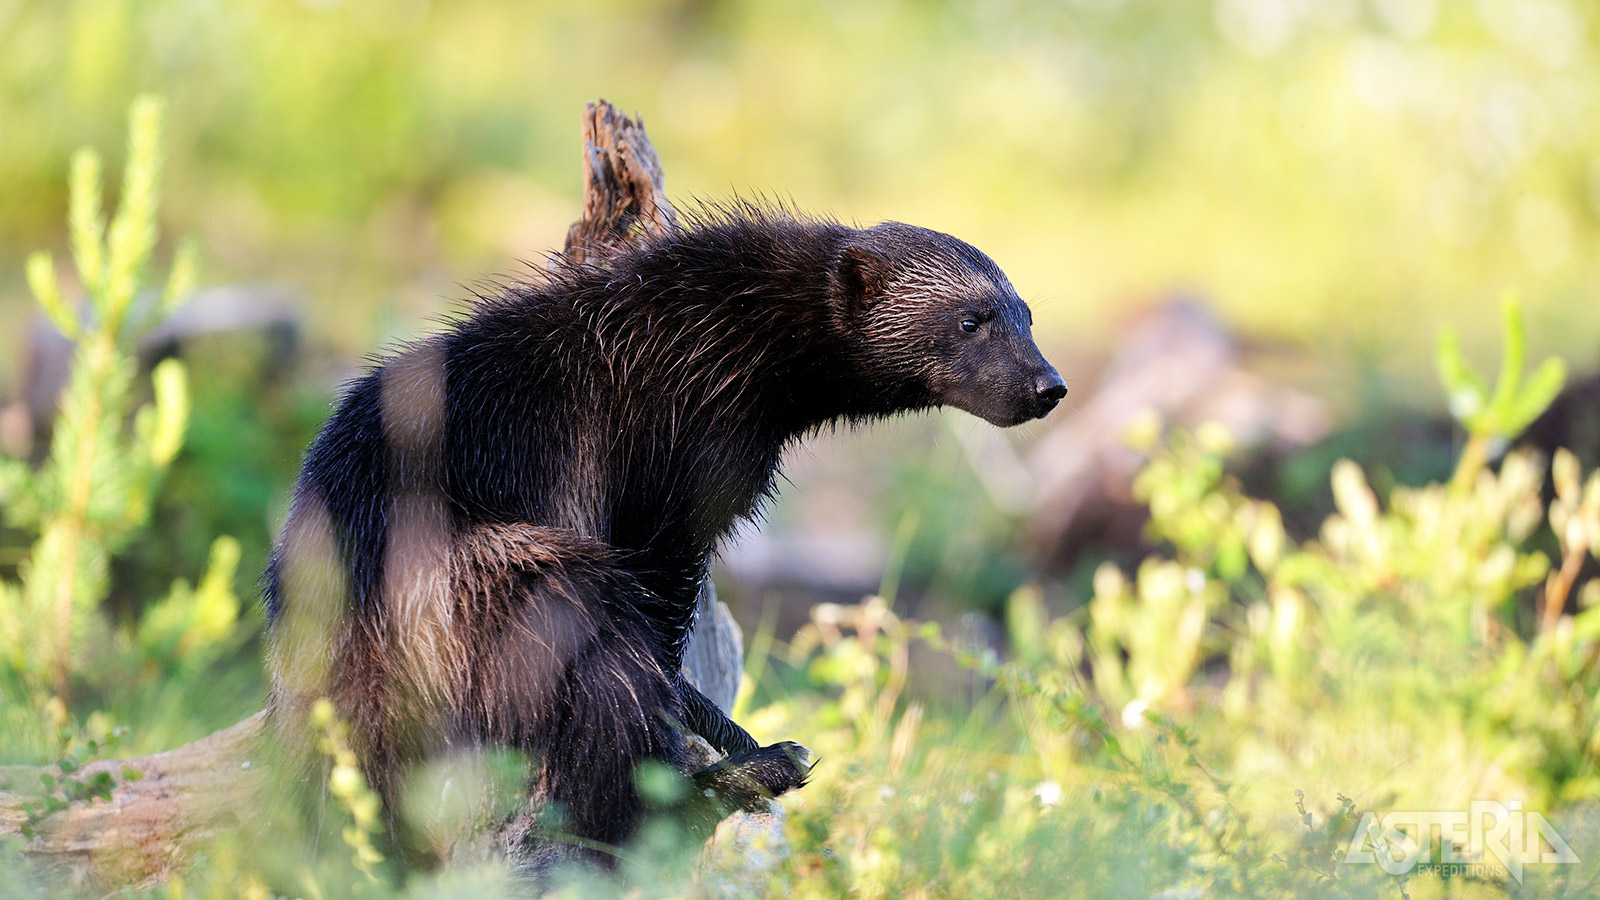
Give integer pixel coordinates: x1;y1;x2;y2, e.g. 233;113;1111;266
562;101;678;266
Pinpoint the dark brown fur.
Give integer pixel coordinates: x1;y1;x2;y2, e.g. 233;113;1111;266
263;205;1064;868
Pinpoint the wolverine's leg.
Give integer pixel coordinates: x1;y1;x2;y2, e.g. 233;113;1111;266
540;617;692;858
678;677;758;756
678;676;812;806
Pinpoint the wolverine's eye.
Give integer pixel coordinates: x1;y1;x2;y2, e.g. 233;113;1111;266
960;318;980;334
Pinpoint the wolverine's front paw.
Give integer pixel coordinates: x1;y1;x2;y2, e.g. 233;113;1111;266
727;740;812;798
768;740;815;790
692;740;814;812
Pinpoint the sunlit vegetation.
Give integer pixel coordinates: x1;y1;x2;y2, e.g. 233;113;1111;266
3;1;1599;366
4;4;1600;898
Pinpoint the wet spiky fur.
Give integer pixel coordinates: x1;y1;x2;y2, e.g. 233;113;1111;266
263;204;1061;867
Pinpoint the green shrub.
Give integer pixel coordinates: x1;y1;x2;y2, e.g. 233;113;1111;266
0;97;248;757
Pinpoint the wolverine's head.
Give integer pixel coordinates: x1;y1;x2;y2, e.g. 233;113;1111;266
830;222;1065;427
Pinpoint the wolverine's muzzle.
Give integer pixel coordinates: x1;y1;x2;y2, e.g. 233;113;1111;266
1033;369;1067;419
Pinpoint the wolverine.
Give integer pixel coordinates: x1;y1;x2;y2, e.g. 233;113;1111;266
264;204;1065;867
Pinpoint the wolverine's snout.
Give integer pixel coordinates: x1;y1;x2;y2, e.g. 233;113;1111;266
1033;369;1066;419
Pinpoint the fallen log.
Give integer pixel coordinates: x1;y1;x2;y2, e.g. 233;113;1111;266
0;99;762;890
0;713;264;890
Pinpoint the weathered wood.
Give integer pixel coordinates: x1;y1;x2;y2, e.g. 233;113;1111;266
683;581;745;714
0;98;755;889
0;713;264;888
562;101;678;266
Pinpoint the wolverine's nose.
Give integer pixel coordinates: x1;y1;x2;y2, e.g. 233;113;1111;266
1034;371;1067;418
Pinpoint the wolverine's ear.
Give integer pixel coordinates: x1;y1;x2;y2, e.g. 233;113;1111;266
833;245;890;317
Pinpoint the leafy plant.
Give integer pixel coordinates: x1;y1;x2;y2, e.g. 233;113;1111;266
0;96;242;721
768;302;1599;899
310;698;387;882
14;716;139;839
1435;294;1567;495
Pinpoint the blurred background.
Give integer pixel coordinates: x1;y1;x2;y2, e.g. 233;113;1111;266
5;0;1598;631
5;2;1600;895
4;0;1598;351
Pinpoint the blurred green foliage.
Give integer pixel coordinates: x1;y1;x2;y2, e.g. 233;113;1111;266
1438;294;1568;496
0;97;252;762
4;6;1600;898
110;329;326;632
3;0;1600;372
749;412;1600;899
